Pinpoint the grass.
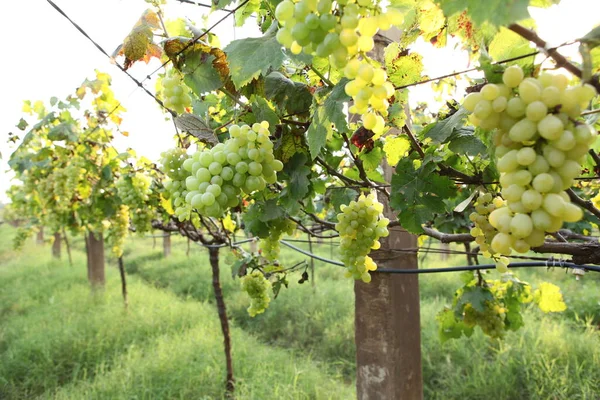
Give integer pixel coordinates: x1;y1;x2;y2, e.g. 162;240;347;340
122;234;600;399
1;224;599;399
0;226;354;399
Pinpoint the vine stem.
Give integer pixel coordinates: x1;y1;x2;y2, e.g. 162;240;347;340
62;228;73;267
208;247;235;395
118;256;128;310
309;65;334;87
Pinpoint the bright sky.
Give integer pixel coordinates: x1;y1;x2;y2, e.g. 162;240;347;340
0;0;598;203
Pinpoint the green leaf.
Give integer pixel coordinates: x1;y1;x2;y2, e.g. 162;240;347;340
383;136;411;166
424;108;469;143
258;199;285;222
360;147;383;171
182;53;224;95
437;308;467;342
264;71;313;115
456;285;494;314
534;282;567;313
385;43;424;87
307;104;331;160
48;122;78;142
488;27;534;69
17;118;28;131
329;188;358;213
243;203;270;238
224;26;285;90
390;157;458;233
434;0;530;27
275;127;307;163
447;127;487;156
283;152;311;200
250;96;280;132
323;78;351;133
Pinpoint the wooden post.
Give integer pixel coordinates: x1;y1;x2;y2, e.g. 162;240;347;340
118;256;128;309
86;231;106;288
353;29;423;400
163;232;171;258
52;232;61;259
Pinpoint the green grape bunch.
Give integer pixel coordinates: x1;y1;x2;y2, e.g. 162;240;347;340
161;75;192;115
463;65;597;262
116;172;153;232
275;0;403;65
259;219;296;261
469;192;511;272
108;205;131;258
241;270;272;317
160;148;193;221
182;121;283;219
335;192;389;282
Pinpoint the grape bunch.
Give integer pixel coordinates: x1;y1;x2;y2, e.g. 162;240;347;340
335;192;389;282
241;270;272;317
259;219;296;261
462;302;506;339
463;65;597;260
469;192;511;272
182;122;283;218
161;75;192;114
108;205;131;258
160;148;193;222
116;173;153;232
344;59;395;137
275;0;403;67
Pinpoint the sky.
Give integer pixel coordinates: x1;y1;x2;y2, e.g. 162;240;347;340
0;0;598;203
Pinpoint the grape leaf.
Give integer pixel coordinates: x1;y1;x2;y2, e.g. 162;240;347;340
385;43;424;87
47;122;77;142
360;146;383;171
174;113;218;146
282;152;311;201
181;48;226;95
534;282;567;313
329;188;358;213
112;9;162;70
307;99;332;160
383;136;411;166
434;0;530;27
437;308;473;342
224;25;285;90
488;27;534;70
250;96;280;132
323;78;351;133
447;127;487;156
264;72;312;115
242;203;270;238
456;285;494;314
275;128;307;163
424;108;469;143
390;157;458;233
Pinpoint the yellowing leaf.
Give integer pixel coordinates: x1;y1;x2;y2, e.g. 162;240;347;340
223;213;236;232
534;282;567;313
160;194;174;215
121;131;129;137
418;235;428;247
383;136;411;166
112;9;162;70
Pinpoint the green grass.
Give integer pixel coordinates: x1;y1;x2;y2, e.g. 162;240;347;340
122;234;600;399
0;226;354;399
1;224;599;399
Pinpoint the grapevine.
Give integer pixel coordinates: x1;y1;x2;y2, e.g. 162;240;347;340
116;172;153;232
335;192;389;282
161;75;192;115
